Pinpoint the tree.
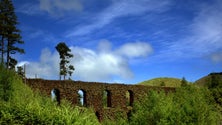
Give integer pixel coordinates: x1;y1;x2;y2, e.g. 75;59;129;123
207;75;222;106
68;65;74;80
181;77;188;87
55;42;74;80
0;0;24;69
17;65;25;78
129;87;220;125
160;81;165;86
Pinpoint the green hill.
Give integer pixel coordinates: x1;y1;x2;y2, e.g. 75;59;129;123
195;72;222;87
138;77;183;87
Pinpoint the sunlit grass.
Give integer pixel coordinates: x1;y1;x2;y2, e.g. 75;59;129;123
0;67;100;125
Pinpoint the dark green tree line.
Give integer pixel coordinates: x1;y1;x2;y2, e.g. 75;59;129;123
208;75;222;106
0;0;24;69
55;42;74;80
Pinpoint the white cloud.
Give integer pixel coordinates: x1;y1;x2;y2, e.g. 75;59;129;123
21;41;152;82
72;47;133;81
67;0;172;37
210;52;222;63
190;1;222;52
25;48;59;79
17;61;29;67
39;0;83;16
117;42;153;58
158;0;222;60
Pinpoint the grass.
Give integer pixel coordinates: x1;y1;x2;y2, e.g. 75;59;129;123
138;77;183;87
0;66;100;125
195;73;222;87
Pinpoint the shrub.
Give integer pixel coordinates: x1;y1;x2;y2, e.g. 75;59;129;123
0;65;14;101
129;85;221;125
0;66;100;124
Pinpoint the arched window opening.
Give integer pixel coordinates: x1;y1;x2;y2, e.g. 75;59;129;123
103;90;111;107
126;90;133;106
51;88;60;105
78;89;86;106
95;111;101;122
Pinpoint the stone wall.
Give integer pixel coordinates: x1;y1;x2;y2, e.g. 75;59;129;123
25;79;175;121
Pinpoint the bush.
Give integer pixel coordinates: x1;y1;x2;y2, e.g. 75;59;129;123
0;66;100;124
0;65;14;101
129;85;221;125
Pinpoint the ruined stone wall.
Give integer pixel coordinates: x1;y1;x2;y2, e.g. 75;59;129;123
25;79;175;121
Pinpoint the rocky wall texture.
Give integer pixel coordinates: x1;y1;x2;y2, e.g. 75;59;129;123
25;79;175;121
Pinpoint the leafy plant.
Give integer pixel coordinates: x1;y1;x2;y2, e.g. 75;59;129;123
129;85;221;125
0;66;100;124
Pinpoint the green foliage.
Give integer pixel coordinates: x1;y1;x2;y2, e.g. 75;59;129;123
129;85;221;125
0;66;100;124
160;81;165;86
181;77;188;87
208;75;222;106
0;65;14;101
1;67;221;124
16;66;25;78
55;42;74;80
195;73;222;107
0;0;24;69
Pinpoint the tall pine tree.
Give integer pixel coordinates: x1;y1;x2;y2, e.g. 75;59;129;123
55;42;74;80
0;0;24;69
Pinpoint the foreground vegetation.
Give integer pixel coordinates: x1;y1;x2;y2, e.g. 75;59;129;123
0;65;99;124
1;65;221;124
129;87;221;125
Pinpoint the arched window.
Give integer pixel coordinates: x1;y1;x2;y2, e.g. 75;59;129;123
103;90;111;107
95;111;101;122
78;89;86;106
51;88;60;105
126;90;133;106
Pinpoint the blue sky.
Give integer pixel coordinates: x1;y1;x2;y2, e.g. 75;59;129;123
13;0;222;84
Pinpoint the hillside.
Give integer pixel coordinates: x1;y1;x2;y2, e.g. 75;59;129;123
138;77;182;87
0;66;99;125
195;72;222;87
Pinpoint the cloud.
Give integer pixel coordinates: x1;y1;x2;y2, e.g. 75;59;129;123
24;48;59;79
39;0;83;16
158;0;222;60
71;46;133;81
117;42;153;58
190;1;222;52
210;52;222;63
21;41;153;82
66;0;172;37
16;0;83;16
16;3;42;15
